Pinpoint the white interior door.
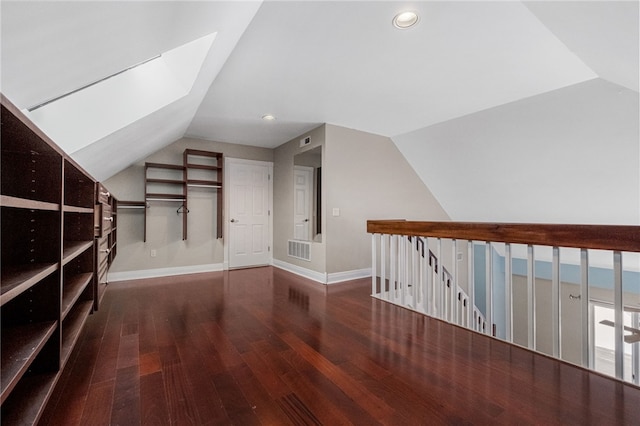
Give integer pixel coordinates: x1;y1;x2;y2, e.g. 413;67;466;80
228;159;272;268
293;166;313;240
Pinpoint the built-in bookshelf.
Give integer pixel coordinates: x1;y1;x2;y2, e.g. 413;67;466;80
0;94;97;424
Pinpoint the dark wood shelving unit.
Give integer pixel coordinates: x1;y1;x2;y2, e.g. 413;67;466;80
109;197;118;263
0;371;58;425
0;263;58;304
0;94;98;424
62;240;94;264
61;300;93;364
0;321;58;403
61;272;93;320
144;162;186;241
94;182;117;311
184;149;223;239
139;149;223;242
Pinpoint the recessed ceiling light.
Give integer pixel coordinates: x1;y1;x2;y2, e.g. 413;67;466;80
393;11;419;29
262;114;276;121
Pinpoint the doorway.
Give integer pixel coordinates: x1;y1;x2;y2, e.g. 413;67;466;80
293;165;313;241
226;158;273;269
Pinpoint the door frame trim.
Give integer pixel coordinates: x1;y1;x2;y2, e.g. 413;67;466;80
224;157;274;270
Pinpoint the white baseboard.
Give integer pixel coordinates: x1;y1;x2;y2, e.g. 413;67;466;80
272;260;371;285
272;259;328;284
108;263;224;282
327;268;371;284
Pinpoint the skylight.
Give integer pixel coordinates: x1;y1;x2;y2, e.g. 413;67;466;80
26;33;216;154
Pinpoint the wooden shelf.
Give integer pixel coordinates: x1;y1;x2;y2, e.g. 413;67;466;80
63;204;94;214
1;195;59;211
0;321;57;404
145;162;184;170
185;163;221;171
0;371;58;425
0;263;58;306
183;149;221;158
146;178;184;185
61;273;92;320
61;301;93;369
62;240;93;265
146;193;185;200
187;179;222;186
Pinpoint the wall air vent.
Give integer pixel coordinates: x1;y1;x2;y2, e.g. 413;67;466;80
288;240;311;261
299;136;311;147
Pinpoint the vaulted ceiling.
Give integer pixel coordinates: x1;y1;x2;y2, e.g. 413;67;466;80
1;1;638;223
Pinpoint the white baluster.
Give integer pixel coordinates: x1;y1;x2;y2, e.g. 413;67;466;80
427;242;433;316
437;238;443;319
505;243;513;343
401;236;407;307
633;312;639;385
381;234;387;299
468;240;474;330
419;238;426;313
527;245;536;350
581;248;591;368
452;239;458;326
614;251;623;380
390;235;397;303
552;246;561;358
411;236;420;310
486;242;493;336
372;234;377;296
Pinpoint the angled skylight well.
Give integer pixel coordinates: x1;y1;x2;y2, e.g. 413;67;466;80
26;33;217;154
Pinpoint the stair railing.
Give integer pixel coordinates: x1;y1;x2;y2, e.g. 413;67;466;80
369;220;640;385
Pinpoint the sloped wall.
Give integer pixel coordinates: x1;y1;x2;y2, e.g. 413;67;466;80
392;78;639;225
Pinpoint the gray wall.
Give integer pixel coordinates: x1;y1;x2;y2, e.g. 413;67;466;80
324;124;449;274
106;137;272;274
108;126;450;278
273;123;449;276
273;125;327;273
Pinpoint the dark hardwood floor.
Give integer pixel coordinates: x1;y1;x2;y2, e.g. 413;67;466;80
40;266;640;425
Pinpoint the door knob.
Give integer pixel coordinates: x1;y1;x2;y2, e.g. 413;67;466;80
230;218;237;223
304;219;309;222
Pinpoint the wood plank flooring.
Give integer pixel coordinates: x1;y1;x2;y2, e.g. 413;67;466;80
40;266;640;425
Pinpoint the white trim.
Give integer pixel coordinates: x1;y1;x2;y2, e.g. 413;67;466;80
272;259;328;284
272;260;372;285
327;268;371;284
225;157;274;269
108;263;223;282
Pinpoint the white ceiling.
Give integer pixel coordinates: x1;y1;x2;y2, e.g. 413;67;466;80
1;1;638;223
188;0;600;147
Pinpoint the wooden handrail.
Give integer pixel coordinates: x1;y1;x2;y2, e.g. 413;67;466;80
367;220;640;253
